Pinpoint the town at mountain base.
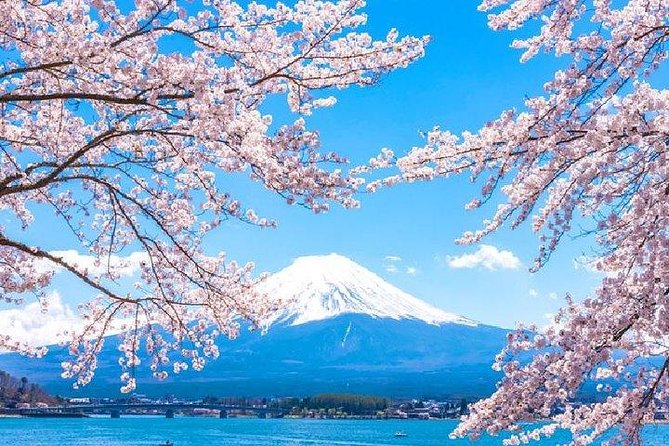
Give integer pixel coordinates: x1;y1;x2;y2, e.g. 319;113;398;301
0;254;509;398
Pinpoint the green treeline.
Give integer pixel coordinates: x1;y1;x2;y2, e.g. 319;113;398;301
302;393;388;414
0;370;55;406
203;393;389;415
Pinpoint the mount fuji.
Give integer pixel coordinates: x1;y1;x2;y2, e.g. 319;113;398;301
0;254;509;398
259;253;476;327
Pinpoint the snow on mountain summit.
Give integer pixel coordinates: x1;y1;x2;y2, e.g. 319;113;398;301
258;253;477;327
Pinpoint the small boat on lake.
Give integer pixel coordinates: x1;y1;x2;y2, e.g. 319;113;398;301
394;431;408;438
159;441;174;446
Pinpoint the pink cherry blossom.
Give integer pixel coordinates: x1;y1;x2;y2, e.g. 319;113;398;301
0;0;427;392
388;1;669;445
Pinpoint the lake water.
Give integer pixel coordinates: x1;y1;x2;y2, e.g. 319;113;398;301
1;416;669;445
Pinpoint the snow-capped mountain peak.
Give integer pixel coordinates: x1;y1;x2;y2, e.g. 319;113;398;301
258;253;477;327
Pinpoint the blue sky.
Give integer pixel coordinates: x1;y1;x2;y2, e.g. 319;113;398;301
209;0;602;328
1;0;604;332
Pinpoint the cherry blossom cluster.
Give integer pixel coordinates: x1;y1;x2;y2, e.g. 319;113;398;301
378;0;668;445
0;0;427;391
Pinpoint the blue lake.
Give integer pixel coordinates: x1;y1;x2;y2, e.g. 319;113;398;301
1;417;669;445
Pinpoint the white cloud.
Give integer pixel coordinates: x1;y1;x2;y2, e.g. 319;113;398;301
40;250;149;277
0;292;147;352
548;292;558;300
0;292;82;349
572;255;600;273
445;245;521;271
383;255;401;274
384;264;399;274
383;255;418;276
573;255;620;278
529;288;538;297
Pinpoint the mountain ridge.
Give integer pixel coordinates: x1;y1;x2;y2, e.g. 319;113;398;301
0;254;508;398
260;253;476;327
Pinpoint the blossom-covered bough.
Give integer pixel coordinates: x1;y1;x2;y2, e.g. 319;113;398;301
0;0;427;393
372;0;669;445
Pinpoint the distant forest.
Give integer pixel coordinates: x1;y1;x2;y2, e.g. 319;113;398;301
203;393;388;415
0;370;56;406
271;393;388;415
303;394;388;414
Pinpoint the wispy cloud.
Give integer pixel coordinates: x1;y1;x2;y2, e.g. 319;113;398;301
383;255;401;274
382;255;418;276
529;288;538;298
444;245;521;271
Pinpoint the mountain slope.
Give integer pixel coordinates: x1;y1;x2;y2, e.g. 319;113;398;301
0;254;508;398
260;253;475;326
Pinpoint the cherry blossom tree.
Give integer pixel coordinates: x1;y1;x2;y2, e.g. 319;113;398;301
368;0;669;445
0;0;427;393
